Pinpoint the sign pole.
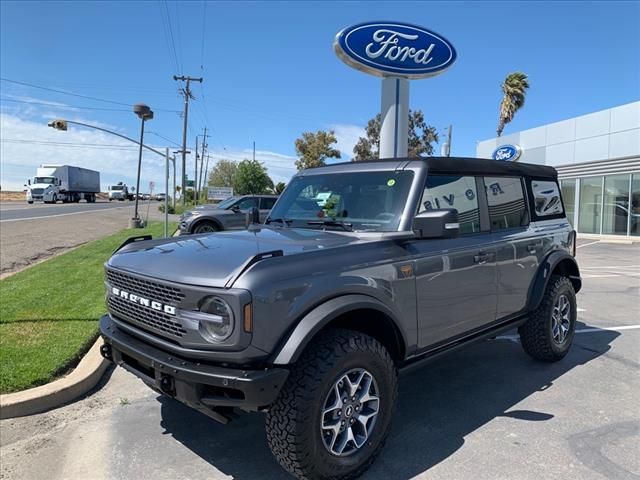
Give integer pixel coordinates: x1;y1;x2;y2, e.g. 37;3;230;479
379;77;410;159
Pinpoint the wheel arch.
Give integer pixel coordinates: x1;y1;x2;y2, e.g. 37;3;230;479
528;251;581;311
271;295;407;366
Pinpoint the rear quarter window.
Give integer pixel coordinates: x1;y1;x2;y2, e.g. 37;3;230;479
530;180;564;217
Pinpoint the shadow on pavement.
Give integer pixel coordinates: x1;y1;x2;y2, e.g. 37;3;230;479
158;322;619;480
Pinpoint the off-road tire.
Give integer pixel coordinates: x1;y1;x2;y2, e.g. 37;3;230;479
519;275;576;362
266;329;397;480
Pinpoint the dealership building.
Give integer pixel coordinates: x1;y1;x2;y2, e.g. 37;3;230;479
477;101;640;238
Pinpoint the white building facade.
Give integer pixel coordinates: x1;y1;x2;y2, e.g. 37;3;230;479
477;101;640;238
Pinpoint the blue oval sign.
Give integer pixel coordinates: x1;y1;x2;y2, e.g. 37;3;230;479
334;22;457;79
492;145;522;161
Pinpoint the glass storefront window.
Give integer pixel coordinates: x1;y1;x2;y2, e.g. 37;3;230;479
578;177;603;234
560;179;576;226
602;174;631;235
631;174;640;237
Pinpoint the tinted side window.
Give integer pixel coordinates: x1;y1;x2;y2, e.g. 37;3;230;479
235;198;258;210
531;180;564;217
484;176;529;230
261;197;277;210
419;175;480;234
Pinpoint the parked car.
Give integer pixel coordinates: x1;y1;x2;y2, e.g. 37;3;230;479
100;157;580;480
155;193;167;202
178;194;278;234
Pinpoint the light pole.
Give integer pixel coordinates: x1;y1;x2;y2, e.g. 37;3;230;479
130;104;154;228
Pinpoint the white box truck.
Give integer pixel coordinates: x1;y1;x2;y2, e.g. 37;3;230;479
26;165;100;204
107;182;134;201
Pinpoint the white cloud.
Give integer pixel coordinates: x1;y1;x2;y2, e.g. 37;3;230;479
329;123;366;160
0;111;298;192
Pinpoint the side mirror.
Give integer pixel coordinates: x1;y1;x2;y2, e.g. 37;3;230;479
413;209;459;239
231;205;241;212
28;179;31;185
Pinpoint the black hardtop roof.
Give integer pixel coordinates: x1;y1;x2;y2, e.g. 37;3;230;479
304;157;558;179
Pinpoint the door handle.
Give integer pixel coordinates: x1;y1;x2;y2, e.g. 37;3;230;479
474;253;489;265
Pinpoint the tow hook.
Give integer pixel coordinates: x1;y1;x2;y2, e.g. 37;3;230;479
100;344;113;362
160;374;176;396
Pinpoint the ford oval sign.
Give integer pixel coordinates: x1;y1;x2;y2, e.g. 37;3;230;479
334;22;457;79
492;145;522;162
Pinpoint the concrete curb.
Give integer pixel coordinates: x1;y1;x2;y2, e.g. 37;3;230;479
0;338;109;419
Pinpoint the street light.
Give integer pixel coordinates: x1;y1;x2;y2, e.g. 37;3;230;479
48;117;175;236
130;104;154;228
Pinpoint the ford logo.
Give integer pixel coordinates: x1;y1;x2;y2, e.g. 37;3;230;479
492;145;522;162
334;22;457;79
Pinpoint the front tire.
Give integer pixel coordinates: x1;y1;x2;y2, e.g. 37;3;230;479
192;221;219;234
266;329;397;480
519;275;577;362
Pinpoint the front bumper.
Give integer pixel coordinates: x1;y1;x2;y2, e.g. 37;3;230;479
100;315;288;421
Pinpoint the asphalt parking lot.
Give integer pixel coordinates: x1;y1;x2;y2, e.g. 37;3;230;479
0;240;638;480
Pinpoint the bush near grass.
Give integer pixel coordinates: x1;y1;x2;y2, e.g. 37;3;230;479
0;222;175;394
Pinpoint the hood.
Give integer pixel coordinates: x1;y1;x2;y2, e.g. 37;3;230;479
107;226;366;288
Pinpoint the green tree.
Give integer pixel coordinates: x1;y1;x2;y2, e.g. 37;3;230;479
294;130;341;170
497;72;530;137
274;182;286;195
234;159;274;195
352;110;439;160
207;159;238;189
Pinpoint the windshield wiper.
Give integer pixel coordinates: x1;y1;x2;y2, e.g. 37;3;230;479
265;217;292;227
307;220;353;231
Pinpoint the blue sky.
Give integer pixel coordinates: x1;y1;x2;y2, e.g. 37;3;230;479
1;0;639;192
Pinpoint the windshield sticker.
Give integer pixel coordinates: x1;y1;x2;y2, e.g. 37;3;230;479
387;179;396;187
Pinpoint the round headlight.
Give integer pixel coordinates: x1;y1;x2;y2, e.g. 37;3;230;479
198;296;235;342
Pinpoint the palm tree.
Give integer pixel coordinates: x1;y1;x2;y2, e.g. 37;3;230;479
497;72;530;137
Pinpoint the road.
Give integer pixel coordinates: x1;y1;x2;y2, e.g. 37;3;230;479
0;201;177;276
0;201;131;222
0;241;638;480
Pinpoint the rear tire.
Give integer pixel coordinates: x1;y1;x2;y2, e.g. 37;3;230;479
518;275;576;362
266;329;397;480
27;201;33;204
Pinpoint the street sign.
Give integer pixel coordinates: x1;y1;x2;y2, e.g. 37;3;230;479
334;22;456;79
149;181;155;192
492;145;522;161
207;186;234;201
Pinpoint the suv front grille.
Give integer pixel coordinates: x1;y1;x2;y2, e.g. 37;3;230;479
106;269;187;338
106;269;185;304
108;296;187;338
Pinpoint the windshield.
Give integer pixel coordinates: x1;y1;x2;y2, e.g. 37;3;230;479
110;186;124;191
215;196;239;209
34;177;55;184
268;171;414;232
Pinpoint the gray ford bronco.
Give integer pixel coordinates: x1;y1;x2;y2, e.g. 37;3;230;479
100;157;581;480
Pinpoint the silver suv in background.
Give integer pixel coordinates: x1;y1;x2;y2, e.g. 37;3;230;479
179;194;278;234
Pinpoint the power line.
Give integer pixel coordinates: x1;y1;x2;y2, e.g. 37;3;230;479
1;97;131;112
0;78;181;113
147;131;181;147
1;138;139;150
158;0;180;74
162;0;182;74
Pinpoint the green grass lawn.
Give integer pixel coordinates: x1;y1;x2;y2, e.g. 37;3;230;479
0;222;175;394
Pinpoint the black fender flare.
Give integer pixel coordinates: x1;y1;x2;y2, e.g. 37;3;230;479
271;294;406;365
191;217;223;233
527;251;581;311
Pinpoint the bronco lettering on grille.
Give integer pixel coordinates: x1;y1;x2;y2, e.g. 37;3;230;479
111;287;176;315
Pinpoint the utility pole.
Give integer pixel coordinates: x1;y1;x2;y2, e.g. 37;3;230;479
253;140;256;162
197;127;209;203
173;75;203;205
441;125;453;157
194;136;199;206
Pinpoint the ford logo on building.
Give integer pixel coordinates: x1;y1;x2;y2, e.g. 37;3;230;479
492;144;522;162
334;22;457;79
